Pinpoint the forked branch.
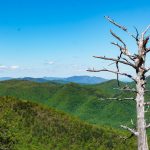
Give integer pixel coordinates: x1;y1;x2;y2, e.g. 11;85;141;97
111;42;134;61
120;125;138;136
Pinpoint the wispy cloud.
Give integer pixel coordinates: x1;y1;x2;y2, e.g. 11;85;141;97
0;65;7;69
44;61;55;65
0;65;20;70
10;65;20;70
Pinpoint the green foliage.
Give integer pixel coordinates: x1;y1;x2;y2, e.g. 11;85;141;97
0;80;138;128
0;79;150;128
0;96;137;149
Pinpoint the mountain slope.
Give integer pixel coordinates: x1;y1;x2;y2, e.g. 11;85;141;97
0;80;141;128
0;79;62;104
0;96;137;150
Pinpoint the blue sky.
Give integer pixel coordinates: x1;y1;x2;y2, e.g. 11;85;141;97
0;0;150;78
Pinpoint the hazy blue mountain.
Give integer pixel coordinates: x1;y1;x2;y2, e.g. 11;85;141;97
64;76;107;84
43;77;65;80
47;76;107;84
0;76;107;84
17;77;49;83
0;77;12;81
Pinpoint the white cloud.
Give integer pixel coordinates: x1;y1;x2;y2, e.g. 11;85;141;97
0;65;8;69
0;65;19;70
45;61;55;65
10;65;20;70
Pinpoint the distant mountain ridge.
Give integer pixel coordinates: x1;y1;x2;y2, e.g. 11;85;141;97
0;77;12;81
0;76;107;84
63;76;107;84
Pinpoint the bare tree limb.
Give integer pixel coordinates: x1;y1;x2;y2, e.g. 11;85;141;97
133;26;139;42
106;98;135;101
93;56;136;68
122;57;133;64
145;67;150;73
105;16;127;31
111;42;133;60
145;48;150;54
144;102;150;105
113;87;137;93
87;68;136;81
146;123;150;129
105;16;136;40
110;30;126;48
120;125;138;136
99;97;135;101
142;25;150;39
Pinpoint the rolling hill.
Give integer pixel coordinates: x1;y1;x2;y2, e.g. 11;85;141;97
0;96;137;150
0;79;149;128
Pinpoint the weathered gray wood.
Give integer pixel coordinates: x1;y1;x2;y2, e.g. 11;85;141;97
136;75;148;150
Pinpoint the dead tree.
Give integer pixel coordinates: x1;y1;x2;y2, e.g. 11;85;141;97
87;16;150;150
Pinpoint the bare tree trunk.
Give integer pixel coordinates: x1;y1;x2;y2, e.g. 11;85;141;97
136;73;149;150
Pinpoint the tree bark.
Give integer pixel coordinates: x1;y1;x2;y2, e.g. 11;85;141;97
136;74;149;150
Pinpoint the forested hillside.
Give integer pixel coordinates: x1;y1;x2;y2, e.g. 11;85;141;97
0;79;150;128
0;96;137;150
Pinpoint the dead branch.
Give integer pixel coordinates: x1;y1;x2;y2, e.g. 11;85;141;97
113;87;137;93
145;67;150;73
133;26;139;42
122;57;133;64
144;102;150;105
146;123;150;129
120;125;138;136
145;48;150;54
87;68;136;81
111;42;133;60
142;25;150;39
101;97;135;101
105;16;136;40
105;16;127;31
110;30;126;48
93;56;136;69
